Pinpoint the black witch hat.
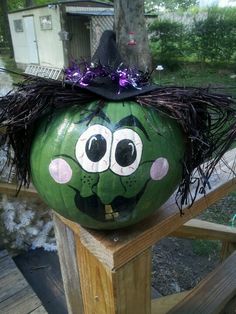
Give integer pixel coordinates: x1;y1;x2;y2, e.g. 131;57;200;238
0;30;235;210
64;30;157;99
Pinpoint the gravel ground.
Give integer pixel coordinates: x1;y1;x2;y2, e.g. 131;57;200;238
152;237;220;296
151;193;236;296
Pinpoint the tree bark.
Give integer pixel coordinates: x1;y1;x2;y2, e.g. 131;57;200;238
114;0;151;71
25;0;35;7
0;0;14;57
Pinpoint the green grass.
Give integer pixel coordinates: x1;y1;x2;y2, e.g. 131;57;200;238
194;191;236;256
153;62;236;98
1;53;23;84
192;239;221;257
153;62;236;256
199;192;236;225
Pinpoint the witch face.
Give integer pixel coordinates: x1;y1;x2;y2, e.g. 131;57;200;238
30;101;185;229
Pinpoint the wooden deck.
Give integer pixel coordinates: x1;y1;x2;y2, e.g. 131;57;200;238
0;147;235;313
14;249;68;314
0;250;47;314
13;248;160;314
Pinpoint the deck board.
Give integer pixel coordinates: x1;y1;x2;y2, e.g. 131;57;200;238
0;250;47;314
14;249;68;314
0;250;8;259
31;305;49;313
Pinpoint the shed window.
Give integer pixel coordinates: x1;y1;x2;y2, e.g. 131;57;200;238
13;19;23;32
40;15;52;30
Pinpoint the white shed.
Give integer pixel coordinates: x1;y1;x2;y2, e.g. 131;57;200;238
8;1;114;70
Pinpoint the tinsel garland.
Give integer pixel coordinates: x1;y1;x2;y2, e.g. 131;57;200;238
65;60;150;90
1;194;56;251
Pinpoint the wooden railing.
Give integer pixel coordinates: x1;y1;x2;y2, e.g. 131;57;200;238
1;148;236;313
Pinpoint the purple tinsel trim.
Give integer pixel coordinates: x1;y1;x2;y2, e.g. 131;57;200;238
64;61;150;90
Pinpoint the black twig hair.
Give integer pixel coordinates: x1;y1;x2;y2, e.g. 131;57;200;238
0;75;235;209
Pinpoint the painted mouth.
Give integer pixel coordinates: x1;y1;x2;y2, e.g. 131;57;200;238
69;184;147;222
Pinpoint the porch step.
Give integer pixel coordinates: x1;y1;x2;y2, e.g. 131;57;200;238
0;250;47;314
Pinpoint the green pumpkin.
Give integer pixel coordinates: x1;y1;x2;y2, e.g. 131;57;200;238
30;101;185;230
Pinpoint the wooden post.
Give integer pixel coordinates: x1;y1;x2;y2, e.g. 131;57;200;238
54;213;152;314
53;215;84;314
0;150;235;313
221;241;236;261
52;149;236;314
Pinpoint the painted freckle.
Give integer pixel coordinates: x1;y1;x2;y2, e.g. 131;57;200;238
49;158;72;184
150;157;169;181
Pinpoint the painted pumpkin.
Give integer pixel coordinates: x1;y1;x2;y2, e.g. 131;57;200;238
30;101;185;230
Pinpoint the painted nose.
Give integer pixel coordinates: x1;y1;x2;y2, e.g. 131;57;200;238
92;171;126;204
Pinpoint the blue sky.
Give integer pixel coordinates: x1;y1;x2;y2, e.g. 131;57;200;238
199;0;236;7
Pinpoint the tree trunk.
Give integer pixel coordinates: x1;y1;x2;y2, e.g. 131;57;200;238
25;0;35;7
114;0;151;71
0;0;14;57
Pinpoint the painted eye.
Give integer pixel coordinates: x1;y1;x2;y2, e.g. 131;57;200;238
110;129;143;176
76;125;112;173
86;134;107;162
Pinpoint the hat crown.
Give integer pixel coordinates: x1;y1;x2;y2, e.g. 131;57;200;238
92;30;122;68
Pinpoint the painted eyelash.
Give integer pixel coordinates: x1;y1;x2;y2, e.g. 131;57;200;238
54;154;80;166
139;160;155;166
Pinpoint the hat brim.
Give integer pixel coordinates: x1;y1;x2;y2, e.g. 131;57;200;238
65;79;159;100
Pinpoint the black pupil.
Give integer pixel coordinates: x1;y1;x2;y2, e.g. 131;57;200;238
115;139;137;167
85;134;107;162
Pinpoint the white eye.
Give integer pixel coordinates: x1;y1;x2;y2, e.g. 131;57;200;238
110;128;143;176
75;124;112;173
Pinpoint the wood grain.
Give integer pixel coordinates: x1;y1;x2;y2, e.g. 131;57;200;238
76;235;152;314
31;305;48;313
57;148;236;270
0;255;17;279
54;213;84;314
0;250;46;313
53;148;236;314
14;248;67;314
171;218;236;242
221;241;236;261
223;295;236;313
76;237;115;314
0;286;42;314
113;249;152;314
169;251;236;314
151;291;190;314
0;268;28;302
0;250;8;259
0;182;38;197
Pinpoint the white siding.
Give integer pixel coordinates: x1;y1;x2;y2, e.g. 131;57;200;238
8;6;64;68
9;12;29;66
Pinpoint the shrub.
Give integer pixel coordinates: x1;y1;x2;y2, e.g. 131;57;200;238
190;7;236;63
149;19;187;70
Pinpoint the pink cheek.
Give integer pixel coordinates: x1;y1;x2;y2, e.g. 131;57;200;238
49;158;72;184
150;157;169;181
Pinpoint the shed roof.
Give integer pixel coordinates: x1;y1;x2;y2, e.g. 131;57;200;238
8;0;113;14
66;5;114;15
67;10;114;16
